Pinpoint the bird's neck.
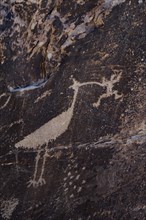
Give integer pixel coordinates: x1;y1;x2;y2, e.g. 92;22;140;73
71;88;78;110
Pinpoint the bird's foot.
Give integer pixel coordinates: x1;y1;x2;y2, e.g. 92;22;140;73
27;179;39;188
37;177;46;186
27;178;46;188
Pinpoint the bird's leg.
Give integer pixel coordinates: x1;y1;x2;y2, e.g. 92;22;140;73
37;145;50;186
27;148;41;188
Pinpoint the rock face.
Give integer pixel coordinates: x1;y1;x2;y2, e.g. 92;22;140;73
0;0;146;219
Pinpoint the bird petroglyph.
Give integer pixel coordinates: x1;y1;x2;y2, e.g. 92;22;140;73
15;73;122;187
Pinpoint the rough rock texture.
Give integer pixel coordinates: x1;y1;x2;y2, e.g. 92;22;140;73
0;0;146;219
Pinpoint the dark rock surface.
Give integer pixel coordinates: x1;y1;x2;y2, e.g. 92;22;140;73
0;0;146;219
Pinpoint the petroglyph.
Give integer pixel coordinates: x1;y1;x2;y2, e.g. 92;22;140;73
93;72;123;108
15;73;122;187
0;94;11;110
15;74;122;149
27;148;42;187
0;198;19;220
16;79;79;187
0;119;23;133
15;84;79;149
34;90;52;103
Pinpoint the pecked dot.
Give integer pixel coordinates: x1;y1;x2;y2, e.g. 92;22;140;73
68;172;71;176
76;174;80;180
77;187;82;193
69;175;74;179
82;180;86;184
73;185;77;189
63;183;67;187
70;194;74;198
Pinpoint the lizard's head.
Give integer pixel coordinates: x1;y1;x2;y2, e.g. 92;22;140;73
69;78;81;91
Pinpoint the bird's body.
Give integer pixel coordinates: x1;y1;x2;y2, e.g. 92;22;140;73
15;86;78;149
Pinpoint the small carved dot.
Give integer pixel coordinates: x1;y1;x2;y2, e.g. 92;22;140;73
70;194;74;198
82;180;86;184
76;175;80;180
69;175;74;179
77;187;82;193
68;172;71;176
63;183;67;187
